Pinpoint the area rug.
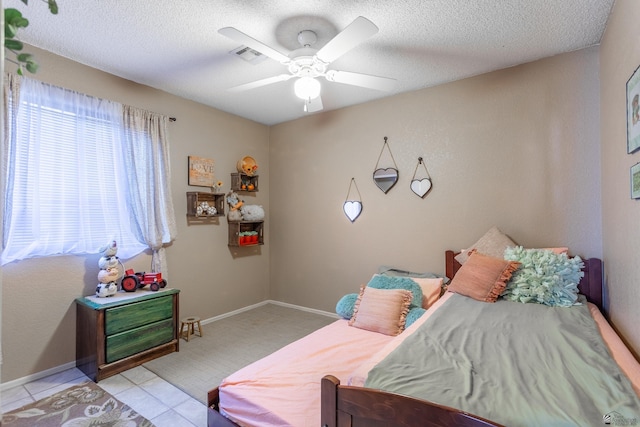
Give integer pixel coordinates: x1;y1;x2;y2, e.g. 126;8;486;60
1;381;154;427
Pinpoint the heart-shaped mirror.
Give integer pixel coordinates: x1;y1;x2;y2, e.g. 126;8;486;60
343;201;362;222
373;168;398;194
411;178;432;198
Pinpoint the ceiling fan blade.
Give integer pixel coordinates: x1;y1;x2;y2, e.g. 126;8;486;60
219;27;290;64
315;16;379;64
304;95;323;113
325;70;396;91
228;74;293;92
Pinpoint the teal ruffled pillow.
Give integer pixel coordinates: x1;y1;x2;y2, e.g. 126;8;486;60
405;307;426;328
502;246;584;307
366;275;423;308
336;293;358;319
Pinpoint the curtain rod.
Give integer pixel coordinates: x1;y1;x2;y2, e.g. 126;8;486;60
169;117;177;122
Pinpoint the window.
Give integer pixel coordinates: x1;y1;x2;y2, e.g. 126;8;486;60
2;75;174;266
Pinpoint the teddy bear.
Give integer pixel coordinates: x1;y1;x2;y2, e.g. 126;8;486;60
96;240;120;297
236;156;258;176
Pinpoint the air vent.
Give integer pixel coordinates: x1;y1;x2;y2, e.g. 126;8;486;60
230;46;268;64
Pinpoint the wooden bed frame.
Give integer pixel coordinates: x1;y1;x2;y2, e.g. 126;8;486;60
207;251;604;427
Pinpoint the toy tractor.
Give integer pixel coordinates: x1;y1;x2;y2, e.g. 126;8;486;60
121;269;167;292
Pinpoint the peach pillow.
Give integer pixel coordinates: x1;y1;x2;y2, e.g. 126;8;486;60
448;252;520;302
411;277;444;309
349;286;412;336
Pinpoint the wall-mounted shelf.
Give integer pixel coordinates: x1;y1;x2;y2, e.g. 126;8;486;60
187;192;225;217
228;220;264;246
231;173;259;192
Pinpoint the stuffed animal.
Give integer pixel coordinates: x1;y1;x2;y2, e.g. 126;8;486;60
226;191;244;211
228;210;242;221
96;282;118;298
236;156;258;176
96;239;121;297
240;204;265;221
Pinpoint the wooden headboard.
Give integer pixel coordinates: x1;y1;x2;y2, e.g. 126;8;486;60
445;250;604;311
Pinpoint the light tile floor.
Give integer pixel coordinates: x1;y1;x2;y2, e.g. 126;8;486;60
1;365;208;427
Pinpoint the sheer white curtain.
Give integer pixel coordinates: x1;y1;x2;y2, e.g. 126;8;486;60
121;105;177;275
2;75;176;270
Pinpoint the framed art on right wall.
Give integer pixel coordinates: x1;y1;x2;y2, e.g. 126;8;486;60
631;162;640;199
626;65;640;153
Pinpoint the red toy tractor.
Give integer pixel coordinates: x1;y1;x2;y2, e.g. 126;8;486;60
121;269;167;292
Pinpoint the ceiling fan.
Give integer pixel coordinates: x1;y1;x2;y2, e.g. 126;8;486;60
218;16;397;113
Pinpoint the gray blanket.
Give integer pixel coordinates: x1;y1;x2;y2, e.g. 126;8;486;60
365;293;640;426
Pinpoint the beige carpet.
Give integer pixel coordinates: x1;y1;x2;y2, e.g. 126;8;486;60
143;303;336;404
2;381;154;427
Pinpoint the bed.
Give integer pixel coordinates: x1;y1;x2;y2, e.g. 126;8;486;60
208;249;640;427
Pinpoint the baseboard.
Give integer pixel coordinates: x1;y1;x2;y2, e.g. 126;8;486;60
200;299;338;325
266;300;339;319
0;361;77;392
2;300;338;391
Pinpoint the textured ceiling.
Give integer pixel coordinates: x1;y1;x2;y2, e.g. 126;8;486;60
5;0;614;125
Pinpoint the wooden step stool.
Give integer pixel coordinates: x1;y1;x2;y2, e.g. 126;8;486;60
180;316;203;341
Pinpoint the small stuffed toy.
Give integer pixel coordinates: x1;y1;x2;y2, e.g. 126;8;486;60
236;156;258;176
96;239;120;297
240;204;265;221
226;191;244;211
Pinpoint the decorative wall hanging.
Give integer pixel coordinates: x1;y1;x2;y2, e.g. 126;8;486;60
188;156;215;187
410;157;433;198
627;65;640;154
343;178;363;222
631;162;640;199
373;136;399;193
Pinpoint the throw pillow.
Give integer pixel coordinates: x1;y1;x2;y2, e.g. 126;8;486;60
349;286;412;336
455;226;517;264
335;293;359;319
410;277;444;309
448;251;520;302
366;274;423;308
502;246;584;307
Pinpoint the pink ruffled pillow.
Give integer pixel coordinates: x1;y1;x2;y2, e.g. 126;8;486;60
349;286;412;336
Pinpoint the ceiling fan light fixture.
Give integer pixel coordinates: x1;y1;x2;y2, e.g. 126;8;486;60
294;76;321;100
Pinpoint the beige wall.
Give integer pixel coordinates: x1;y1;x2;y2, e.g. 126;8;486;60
1;46;271;382
1;32;615;382
600;0;640;356
269;48;602;314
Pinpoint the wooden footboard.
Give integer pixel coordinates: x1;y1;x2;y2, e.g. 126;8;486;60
320;375;504;427
207;387;239;427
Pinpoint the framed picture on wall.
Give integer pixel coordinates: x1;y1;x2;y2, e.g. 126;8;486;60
631;162;640;199
188;156;215;187
627;65;640;153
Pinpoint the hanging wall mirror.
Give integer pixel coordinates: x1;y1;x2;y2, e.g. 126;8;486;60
410;157;433;198
343;178;363;222
373;137;398;194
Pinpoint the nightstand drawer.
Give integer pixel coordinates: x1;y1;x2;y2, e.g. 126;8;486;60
105;295;173;335
106;318;174;363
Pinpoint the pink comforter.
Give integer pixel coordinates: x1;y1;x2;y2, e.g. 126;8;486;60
218;294;640;426
218;318;394;427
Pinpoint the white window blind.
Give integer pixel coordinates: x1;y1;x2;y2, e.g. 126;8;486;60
2;76;147;264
